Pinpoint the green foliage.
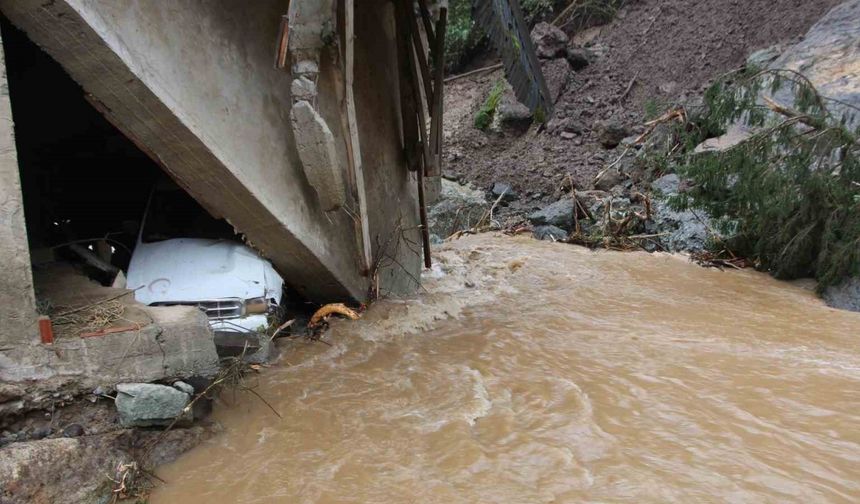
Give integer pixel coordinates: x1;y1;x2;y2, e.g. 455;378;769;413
474;79;507;130
671;68;860;289
445;0;483;71
643;97;669;121
520;0;556;23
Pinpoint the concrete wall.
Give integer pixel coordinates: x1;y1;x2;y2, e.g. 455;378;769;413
0;0;422;302
354;0;423;295
0;24;37;349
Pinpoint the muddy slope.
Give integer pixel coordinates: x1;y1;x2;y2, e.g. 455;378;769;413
442;0;843;207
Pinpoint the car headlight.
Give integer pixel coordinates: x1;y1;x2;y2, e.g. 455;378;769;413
244;297;269;314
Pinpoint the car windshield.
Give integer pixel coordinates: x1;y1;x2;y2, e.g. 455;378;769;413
141;183;236;243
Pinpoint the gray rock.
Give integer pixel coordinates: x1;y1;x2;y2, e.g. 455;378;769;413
428;179;489;238
594;168;624;191
528;198;575;231
173;381;195;396
651;173;680;195
646;199;714;252
541;57;572;102
290;75;317;101
492;87;533;131
565;47;593;71
576;190;610;215
61;423;85;438
595;120;630;149
746;44;785;69
491;182;518;202
533;225;568;241
768;0;860;131
115;383;192;428
0;383;24;403
823;277;860;313
30;425;52;440
530;22;569;59
0;400;23;418
547;116;583;135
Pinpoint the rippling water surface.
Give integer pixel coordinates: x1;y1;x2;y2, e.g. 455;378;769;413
152;234;860;503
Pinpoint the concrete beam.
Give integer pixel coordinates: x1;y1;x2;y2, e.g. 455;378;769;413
0;306;219;387
0;22;37;349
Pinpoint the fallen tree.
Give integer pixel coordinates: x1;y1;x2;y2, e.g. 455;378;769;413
670;67;860;290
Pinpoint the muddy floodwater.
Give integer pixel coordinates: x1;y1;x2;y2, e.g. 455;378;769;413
152;234;860;503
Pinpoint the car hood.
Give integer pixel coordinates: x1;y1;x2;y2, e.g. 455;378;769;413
127;238;283;306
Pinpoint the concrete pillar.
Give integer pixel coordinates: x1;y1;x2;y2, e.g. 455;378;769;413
0;24;37;349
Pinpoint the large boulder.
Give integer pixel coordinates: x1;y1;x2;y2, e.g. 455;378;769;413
115;383;192;427
697;1;860;154
767;0;860;130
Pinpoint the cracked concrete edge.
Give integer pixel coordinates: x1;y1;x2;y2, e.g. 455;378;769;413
0;306;219;390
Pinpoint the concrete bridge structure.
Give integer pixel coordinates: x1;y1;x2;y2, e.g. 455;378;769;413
0;0;432;378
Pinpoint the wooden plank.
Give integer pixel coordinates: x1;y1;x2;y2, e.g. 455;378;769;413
394;1;420;172
275;15;290;69
416;153;432;269
426;6;447;177
403;0;434;112
404;10;433;268
344;0;373;275
416;0;436;49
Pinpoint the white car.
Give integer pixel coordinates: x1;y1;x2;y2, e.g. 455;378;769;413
127;180;284;358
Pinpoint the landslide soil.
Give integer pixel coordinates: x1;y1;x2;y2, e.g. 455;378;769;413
442;0;843;211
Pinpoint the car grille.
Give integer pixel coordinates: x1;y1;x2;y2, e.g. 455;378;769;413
152;299;243;320
196;299;243;319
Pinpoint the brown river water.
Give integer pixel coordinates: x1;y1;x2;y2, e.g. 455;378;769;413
151;234;860;503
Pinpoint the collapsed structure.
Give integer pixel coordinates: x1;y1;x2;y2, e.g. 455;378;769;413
0;0;547;387
0;0;452;383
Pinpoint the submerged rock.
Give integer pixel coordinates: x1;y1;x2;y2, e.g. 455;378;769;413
115;383;192;428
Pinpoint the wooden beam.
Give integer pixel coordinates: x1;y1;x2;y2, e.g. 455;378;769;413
416;154;432;269
416;0;436;49
426;6;446;177
344;0;373;274
403;0;434;112
394;0;420;172
403;8;433;268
